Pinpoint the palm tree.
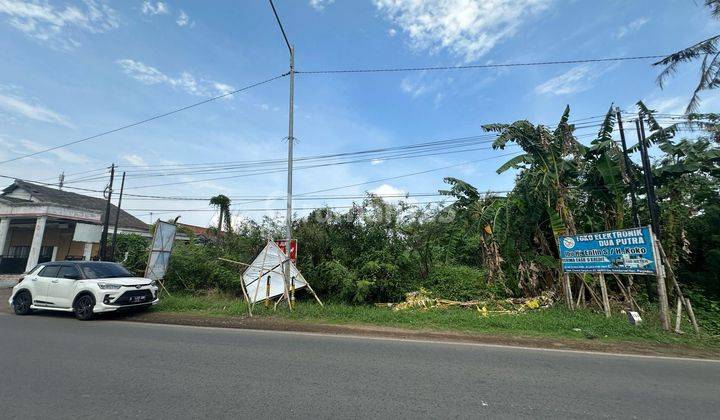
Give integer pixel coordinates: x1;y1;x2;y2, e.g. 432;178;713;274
209;194;232;233
654;1;720;113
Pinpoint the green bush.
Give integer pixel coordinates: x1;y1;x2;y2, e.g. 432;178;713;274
358;260;405;303
114;234;149;275
165;242;241;293
423;265;489;301
311;260;352;298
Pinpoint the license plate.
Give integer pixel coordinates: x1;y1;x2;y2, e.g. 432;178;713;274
129;296;146;303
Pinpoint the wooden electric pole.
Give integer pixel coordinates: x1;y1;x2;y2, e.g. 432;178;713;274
109;171;126;261
99;163;115;261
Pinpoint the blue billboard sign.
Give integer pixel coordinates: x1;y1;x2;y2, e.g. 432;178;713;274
558;226;658;275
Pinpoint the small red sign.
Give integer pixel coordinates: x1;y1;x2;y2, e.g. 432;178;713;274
276;239;298;264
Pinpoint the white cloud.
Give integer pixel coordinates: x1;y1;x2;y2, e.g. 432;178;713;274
0;0;119;49
400;77;428;98
370;158;384;165
20;139;88;163
534;64;616;96
387;28;397;37
309;0;334;11
176;9;191;26
615;16;649;39
368;184;417;204
0;91;72;127
373;0;552;62
122;154;148;167
116;59;236;98
141;1;168;15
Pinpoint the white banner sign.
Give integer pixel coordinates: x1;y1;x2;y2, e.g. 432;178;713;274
72;223;103;243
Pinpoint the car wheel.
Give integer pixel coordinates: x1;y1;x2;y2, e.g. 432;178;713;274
12;291;33;315
73;294;95;321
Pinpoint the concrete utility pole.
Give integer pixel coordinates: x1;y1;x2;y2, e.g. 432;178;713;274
269;0;295;308
286;45;295;247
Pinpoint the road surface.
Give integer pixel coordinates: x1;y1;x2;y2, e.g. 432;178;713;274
1;312;718;419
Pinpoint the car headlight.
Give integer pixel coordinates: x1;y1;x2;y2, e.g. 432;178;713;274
98;282;122;290
150;280;157;287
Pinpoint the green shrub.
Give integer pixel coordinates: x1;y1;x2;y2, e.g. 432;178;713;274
114;234;149;275
165;242;240;293
423;265;489;301
311;260;352;298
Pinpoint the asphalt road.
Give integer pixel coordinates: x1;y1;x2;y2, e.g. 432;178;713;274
1;312;719;419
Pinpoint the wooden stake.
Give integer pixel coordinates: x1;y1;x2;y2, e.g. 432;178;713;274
598;274;611;318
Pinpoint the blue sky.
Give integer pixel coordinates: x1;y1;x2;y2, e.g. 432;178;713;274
0;0;717;227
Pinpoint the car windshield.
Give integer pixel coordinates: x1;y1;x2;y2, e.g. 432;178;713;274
79;263;133;279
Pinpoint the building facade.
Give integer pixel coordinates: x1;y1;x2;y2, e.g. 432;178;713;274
0;180;149;274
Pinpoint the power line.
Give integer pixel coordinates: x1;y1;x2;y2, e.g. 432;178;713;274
121;143;513;190
0;73;289;166
296;55;667;75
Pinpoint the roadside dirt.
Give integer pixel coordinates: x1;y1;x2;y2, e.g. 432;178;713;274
2;287;718;359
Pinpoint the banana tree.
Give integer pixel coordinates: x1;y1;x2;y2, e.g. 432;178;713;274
484;106;584;238
580;105;628;229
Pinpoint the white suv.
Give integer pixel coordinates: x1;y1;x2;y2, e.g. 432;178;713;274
8;261;159;320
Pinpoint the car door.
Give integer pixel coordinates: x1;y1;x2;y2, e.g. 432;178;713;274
47;264;82;308
31;265;60;305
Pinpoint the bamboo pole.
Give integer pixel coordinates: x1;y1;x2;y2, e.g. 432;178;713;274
217;257;253;316
582;277;604;311
250;242;271;311
563;272;574;309
651;230;671;331
575;282;585;309
656;242;699;332
674;297;683;334
264;276;271;308
685;298;699;333
598;274;611;318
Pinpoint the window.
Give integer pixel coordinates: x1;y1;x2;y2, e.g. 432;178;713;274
79;262;132;279
39;265;60;278
58;265;81;279
8;246;29;258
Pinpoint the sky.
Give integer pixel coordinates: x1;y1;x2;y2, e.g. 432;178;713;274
0;0;718;228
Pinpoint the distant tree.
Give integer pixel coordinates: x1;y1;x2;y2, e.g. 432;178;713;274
654;0;720;113
209;194;232;233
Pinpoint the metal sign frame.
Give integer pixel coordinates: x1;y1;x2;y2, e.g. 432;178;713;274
144;220;177;282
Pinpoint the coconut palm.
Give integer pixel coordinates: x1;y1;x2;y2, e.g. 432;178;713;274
209;194;232;233
654;1;720;113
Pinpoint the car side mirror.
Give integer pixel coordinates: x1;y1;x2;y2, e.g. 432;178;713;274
64;274;81;280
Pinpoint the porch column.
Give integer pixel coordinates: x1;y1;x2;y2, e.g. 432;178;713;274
25;216;47;272
0;218;10;257
83;243;93;261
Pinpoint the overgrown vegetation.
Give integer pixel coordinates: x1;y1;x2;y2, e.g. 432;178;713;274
117;102;720;336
